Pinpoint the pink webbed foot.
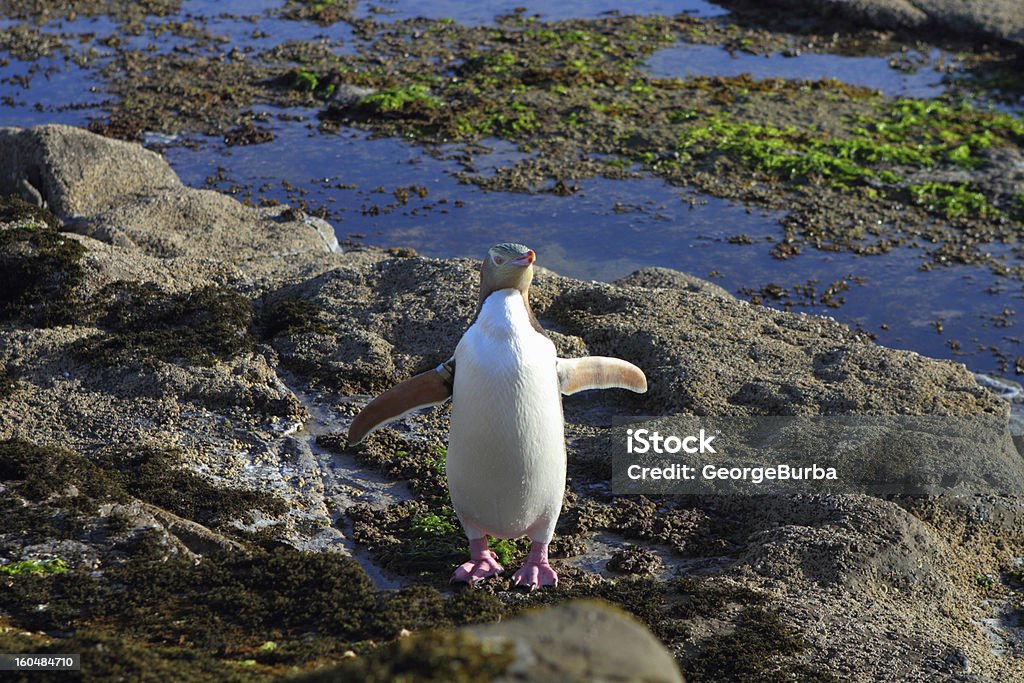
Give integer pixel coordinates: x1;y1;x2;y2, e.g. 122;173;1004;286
512;541;558;592
451;537;503;587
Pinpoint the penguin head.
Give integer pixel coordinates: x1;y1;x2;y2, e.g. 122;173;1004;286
480;242;535;303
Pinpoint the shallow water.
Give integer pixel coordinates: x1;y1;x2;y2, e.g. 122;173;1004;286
643;43;947;98
350;0;726;24
0;0;1021;379
164;116;1021;375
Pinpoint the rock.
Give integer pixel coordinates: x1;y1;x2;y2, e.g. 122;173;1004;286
329;83;377;107
72;189;339;262
0;125;340;263
3;124;1024;681
296;600;685;683
729;0;1024;49
141;502;248;556
465;600;684;683
607;545;664;575
614;266;733;300
271;253;1005;417
0;124;180;218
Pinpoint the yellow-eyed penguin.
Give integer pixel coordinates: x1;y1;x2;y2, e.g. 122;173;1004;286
348;243;647;589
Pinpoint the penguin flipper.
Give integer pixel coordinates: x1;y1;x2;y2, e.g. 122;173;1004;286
556;357;648;395
348;366;452;445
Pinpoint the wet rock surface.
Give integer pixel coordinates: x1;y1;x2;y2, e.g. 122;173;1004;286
1;127;1023;680
725;0;1024;50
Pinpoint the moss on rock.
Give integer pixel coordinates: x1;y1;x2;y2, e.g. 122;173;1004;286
0;194;60;228
0;363;16;399
72;282;255;367
0;224;86;327
100;446;289;529
294;629;514;682
0;438;127;506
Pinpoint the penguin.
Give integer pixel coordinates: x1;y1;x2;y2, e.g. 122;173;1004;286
348;243;647;589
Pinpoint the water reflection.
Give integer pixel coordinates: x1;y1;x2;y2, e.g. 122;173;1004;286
643;42;947;98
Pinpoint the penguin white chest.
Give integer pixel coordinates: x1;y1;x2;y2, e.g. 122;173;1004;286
446;289;566;541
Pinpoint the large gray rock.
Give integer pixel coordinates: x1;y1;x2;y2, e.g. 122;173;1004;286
294;600;685;682
73;188;340;262
0;125;340;262
270;253;1005;417
741;0;1024;49
0;124;180;217
466;600;685;683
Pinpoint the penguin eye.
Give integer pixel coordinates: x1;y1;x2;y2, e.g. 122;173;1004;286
493;255;505;265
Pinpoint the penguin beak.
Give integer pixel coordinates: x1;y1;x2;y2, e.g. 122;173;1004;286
511;250;535;267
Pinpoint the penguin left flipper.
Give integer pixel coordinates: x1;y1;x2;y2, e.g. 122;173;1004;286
347;363;453;445
556;357;648;396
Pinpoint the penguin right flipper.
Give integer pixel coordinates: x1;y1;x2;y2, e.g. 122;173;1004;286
556;357;648;396
348;363;453;445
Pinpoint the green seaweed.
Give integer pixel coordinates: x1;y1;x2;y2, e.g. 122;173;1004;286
358;85;441;113
487;538;526;567
907;181;997;219
0;559;68;576
401;507;466;577
292;69;318;92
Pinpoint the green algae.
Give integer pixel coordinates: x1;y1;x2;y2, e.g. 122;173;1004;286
672;101;1017;219
907;181;996;219
487;538;525;567
292;69;319;93
0;559;67;576
411;511;459;538
286;68;338;100
72;282;255;368
358;85;442;113
347;501;464;580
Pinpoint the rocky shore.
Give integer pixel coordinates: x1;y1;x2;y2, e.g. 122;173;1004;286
1;124;1023;680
